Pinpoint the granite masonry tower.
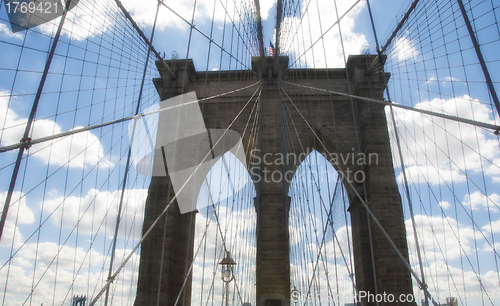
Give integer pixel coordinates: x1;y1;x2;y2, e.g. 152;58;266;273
133;55;415;306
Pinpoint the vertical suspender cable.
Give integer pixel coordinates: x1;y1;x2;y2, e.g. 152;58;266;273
104;1;162;305
181;0;198;95
456;0;500;118
0;0;73;241
365;1;428;304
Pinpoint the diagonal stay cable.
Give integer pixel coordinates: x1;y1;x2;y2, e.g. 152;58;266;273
0;0;75;243
279;86;363;306
216;0;255;58
389;105;500;260
284;0;361;71
88;82;262;306
12;132;132;305
0;81;261;153
279;82;440;306
0;123;135;274
160;2;257;74
281;80;500;132
113;0;174;76
104;0;163;304
278;0;313;57
172;86;262;306
278;81;337;295
192;89;263;306
365;0;428;298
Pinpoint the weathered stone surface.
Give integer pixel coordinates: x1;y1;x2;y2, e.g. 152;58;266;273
134;55;414;306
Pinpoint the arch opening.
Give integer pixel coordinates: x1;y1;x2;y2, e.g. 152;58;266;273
288;150;355;306
192;151;257;306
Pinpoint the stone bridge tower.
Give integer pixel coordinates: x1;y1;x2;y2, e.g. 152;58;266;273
133;55;414;306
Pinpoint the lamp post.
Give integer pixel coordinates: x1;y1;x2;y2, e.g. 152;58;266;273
219;251;237;306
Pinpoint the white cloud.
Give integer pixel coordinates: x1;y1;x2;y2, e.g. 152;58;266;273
439;201;451;209
194;205;257;258
290;261;354;304
122;0;273;33
398;164;466;185
0;91;28;146
43;188;148;239
406;215;500;300
289;206;325;246
37;0;119;40
390;94;500;185
426;76;460;87
0;189;143;305
259;0;276;20
23;0;275;52
405;215;499;302
192;204;257;306
0;90;112;169
288;211;499;305
482;241;500;252
126;0;191;31
0;190;142;305
0;23;23;39
37;0;238;40
280;0;368;68
322;225;352;263
288;190;355;304
482;219;500;234
406;215;475;261
426;76;437;84
16;241;106;271
393;34;418;62
30;120;113;169
464;191;500;212
0;242;140;306
442;76;460;87
0;191;35;248
419;260;500;304
191;263;226;305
